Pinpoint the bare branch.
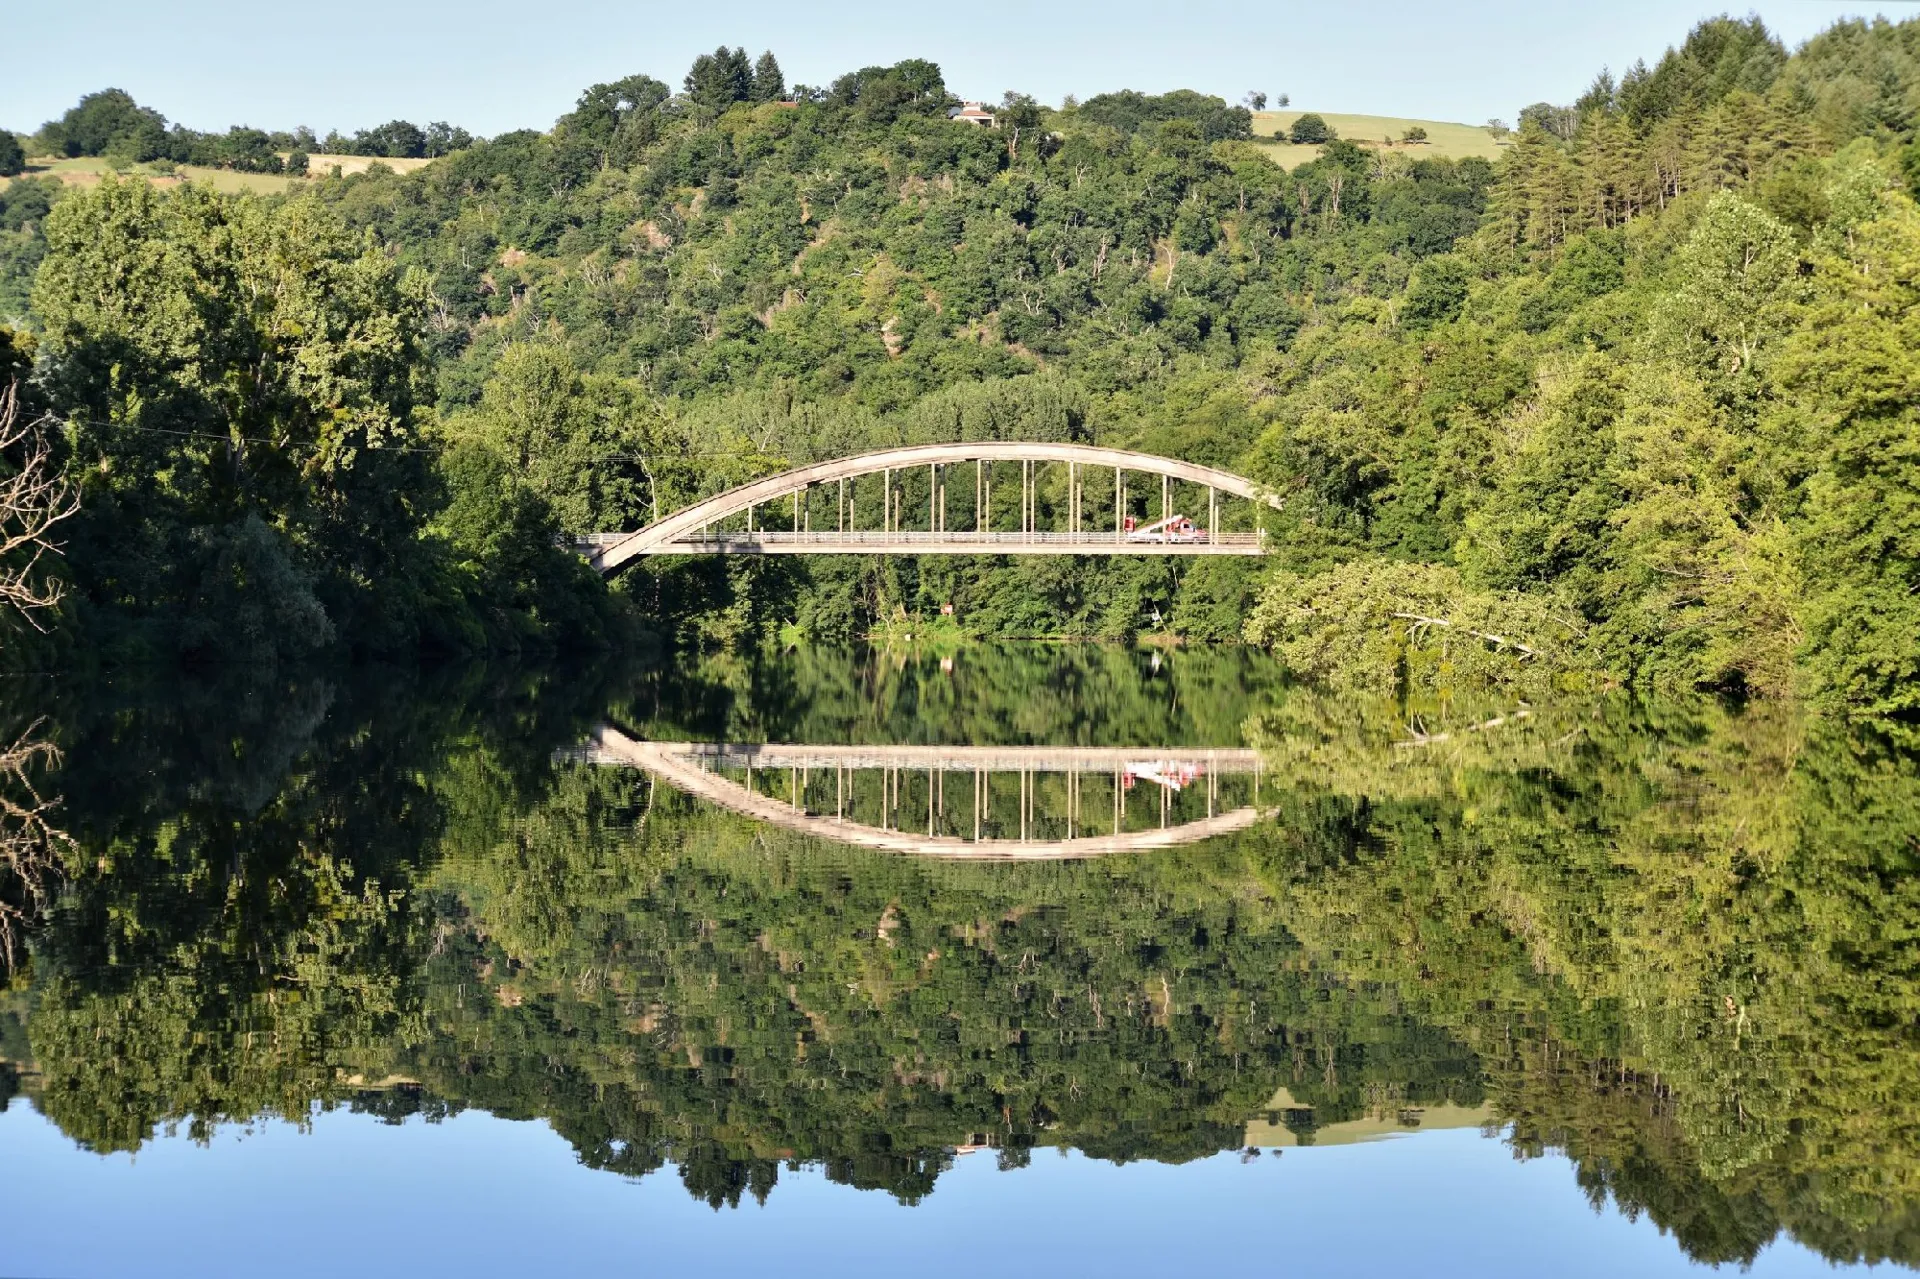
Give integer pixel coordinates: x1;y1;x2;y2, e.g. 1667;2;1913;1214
0;382;80;631
0;719;73;972
1389;612;1541;660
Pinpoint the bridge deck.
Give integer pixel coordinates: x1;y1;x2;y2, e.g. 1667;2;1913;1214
576;531;1265;557
642;743;1265;772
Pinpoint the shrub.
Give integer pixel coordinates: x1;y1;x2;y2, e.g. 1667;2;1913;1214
1288;113;1334;145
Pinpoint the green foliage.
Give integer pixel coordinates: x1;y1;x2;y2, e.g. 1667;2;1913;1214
27;180;615;659
36;88;169;162
684;46;756;109
1612;16;1788;129
1776;193;1920;712
1288;113;1334;145
1245;559;1586;694
33;180;437;658
0;132;24;178
1071;90;1254;142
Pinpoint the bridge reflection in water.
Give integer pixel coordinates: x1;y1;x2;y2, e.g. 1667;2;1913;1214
580;726;1267;861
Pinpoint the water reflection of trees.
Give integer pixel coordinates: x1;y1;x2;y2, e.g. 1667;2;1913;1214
0;650;1914;1267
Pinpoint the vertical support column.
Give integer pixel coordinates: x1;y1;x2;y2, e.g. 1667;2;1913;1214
747;503;755;533
927;768;934;836
883;468;892;535
929;462;936;534
975;459;983;532
792;488;800;533
1115;467;1123;544
1068;462;1078;536
974;768;983;841
1113;767;1122;834
1162;473;1171;526
1022;460;1032;540
1208;486;1217;545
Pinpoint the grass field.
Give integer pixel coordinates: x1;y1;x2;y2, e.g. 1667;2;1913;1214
301;153;436;178
1;153;437;195
2;156;297;195
1249;111;1510;167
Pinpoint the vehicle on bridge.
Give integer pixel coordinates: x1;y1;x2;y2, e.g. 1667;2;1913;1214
1123;514;1204;544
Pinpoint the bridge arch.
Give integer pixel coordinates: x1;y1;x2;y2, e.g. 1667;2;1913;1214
583;442;1281;574
582;728;1269;861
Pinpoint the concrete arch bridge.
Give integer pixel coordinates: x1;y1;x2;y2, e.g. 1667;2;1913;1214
579;442;1282;575
578;726;1271;861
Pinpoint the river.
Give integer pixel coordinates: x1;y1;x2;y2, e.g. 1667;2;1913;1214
0;644;1912;1276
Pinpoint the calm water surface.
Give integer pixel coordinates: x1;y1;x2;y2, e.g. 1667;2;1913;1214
0;645;1913;1277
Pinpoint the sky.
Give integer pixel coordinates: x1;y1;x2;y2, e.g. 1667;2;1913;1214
4;1;1913;139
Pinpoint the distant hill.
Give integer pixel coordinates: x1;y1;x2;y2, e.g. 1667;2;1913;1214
1250;111;1509;166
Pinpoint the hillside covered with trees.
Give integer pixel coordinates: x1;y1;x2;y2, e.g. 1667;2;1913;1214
1;18;1919;713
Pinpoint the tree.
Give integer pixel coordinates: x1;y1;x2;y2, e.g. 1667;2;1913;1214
751;51;786;103
354;119;428;158
36;89;168;161
423;121;473;157
1289;113;1334;144
0;379;77;631
1776;194;1920;712
559;75;671;169
1486;118;1510;143
1517;101;1578;140
1401;254;1469;326
685;46;754;108
1402;125;1428;144
443;342;664;534
1245;91;1268;110
1655;192;1802;380
32;180;439;657
0;132;23;178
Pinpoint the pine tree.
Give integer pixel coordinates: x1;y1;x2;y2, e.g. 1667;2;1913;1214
751;51;786;104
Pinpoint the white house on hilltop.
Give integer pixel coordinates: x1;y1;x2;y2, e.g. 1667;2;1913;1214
948;101;996;127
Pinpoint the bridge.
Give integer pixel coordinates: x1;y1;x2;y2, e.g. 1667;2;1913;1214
579;442;1282;574
576;727;1270;861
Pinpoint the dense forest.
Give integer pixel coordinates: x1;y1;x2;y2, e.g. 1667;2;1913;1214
2;16;1920;713
0;646;1914;1264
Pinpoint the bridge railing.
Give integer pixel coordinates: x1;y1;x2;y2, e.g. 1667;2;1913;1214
655;530;1267;548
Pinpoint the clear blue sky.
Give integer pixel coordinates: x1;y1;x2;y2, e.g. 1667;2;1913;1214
3;1;1911;138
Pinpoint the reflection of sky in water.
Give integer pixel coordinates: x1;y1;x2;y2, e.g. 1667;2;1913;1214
0;1104;1844;1278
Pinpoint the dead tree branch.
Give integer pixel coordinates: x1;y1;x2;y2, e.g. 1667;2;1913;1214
1390;612;1541;660
0;382;80;631
0;720;73;971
